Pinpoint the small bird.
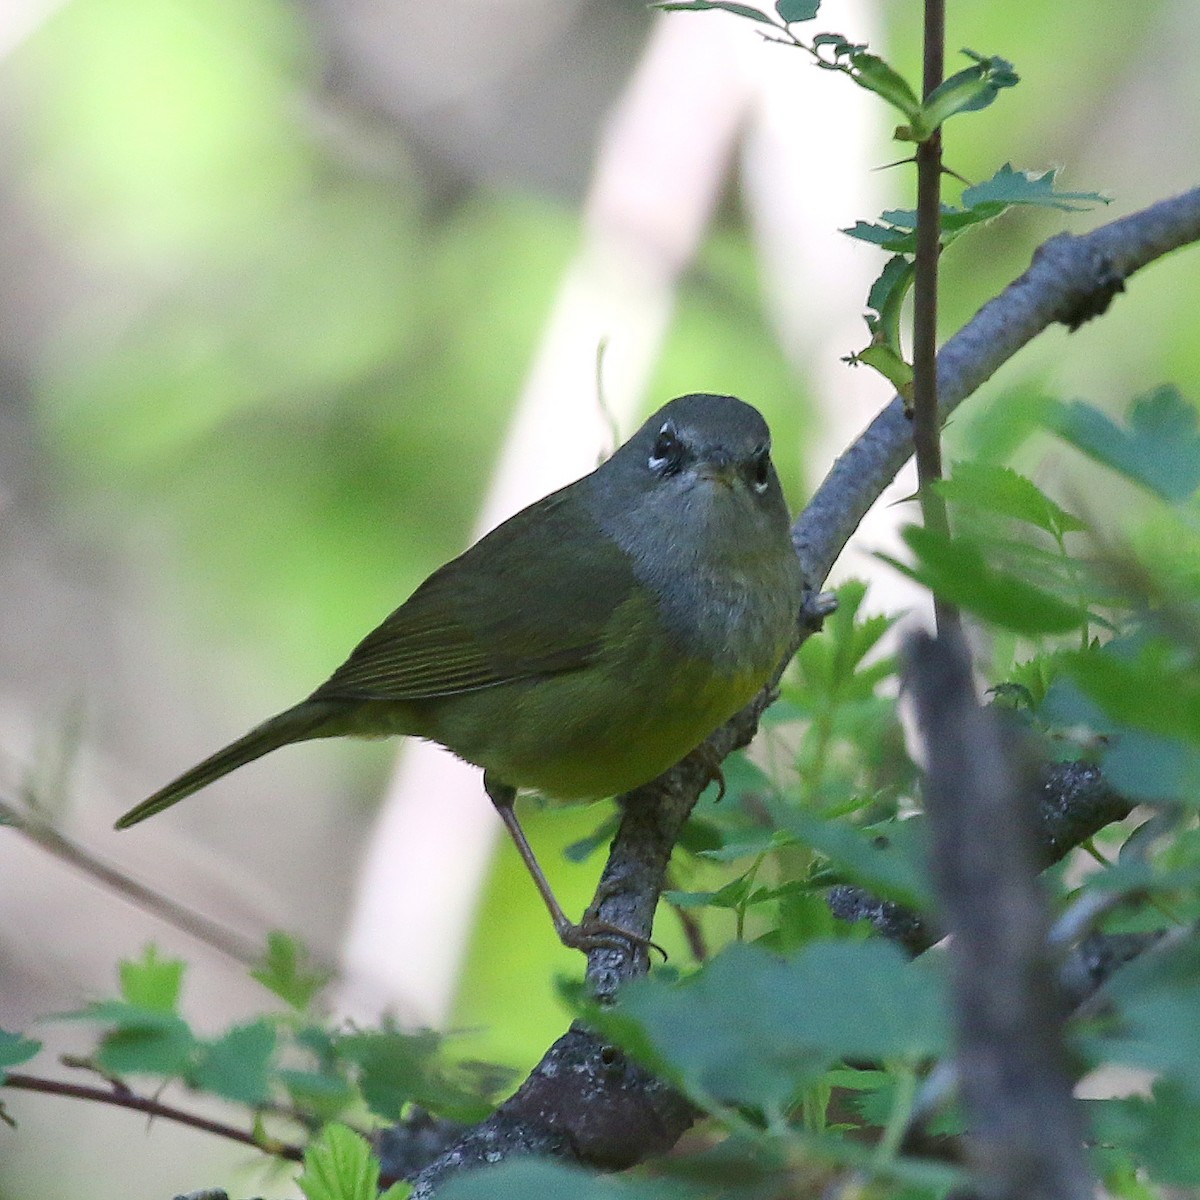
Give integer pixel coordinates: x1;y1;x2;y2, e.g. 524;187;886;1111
116;393;804;949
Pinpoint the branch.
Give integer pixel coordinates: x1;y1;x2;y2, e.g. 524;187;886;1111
0;796;270;969
403;188;1200;1192
906;628;1094;1200
829;758;1134;953
1;1071;303;1163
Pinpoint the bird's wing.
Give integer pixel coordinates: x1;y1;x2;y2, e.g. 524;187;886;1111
310;489;637;701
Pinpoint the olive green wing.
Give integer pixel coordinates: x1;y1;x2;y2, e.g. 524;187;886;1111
310;489;636;702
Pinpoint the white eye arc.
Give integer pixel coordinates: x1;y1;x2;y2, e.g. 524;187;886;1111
649;423;682;472
750;445;771;494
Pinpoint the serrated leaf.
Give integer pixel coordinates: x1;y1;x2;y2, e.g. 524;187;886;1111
297;1123;381;1200
886;526;1085;635
596;941;948;1114
119;945;184;1013
841;219;916;253
189;1020;276;1105
0;1028;41;1081
251;931;332;1011
962;163;1107;214
775;0;818;20
936;462;1086;538
653;0;773;21
1047;388;1200;503
1090;1083;1200;1186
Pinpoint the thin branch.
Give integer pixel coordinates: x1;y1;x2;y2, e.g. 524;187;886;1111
829;758;1135;953
0;796;269;969
906;628;1093;1200
911;0;959;635
2;1071;303;1162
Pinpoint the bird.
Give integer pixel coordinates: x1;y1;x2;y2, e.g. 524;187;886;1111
116;393;804;950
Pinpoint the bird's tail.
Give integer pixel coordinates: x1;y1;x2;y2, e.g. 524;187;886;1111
114;703;335;829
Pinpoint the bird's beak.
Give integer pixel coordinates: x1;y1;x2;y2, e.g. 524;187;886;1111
695;459;738;488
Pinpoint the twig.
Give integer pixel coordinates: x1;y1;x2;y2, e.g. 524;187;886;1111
0;796;266;968
906;628;1093;1200
2;1072;303;1162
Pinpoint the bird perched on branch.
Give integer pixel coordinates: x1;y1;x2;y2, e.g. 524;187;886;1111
116;393;803;950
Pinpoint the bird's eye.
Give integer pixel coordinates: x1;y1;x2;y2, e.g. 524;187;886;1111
649;424;682;473
750;446;771;494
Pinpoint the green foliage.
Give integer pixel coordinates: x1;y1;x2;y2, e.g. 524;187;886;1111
595;941;948;1118
297;1123;410;1200
1048;386;1200;503
252;930;334;1011
44;938;503;1143
0;1029;42;1082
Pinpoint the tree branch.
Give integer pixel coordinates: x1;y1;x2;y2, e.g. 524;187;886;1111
906;628;1094;1200
1;1071;303;1162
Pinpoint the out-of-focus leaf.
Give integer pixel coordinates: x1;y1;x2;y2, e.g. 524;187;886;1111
936;462;1085;538
886;526;1085;635
595;941;948;1114
119;944;184;1014
0;1029;41;1081
251;931;332;1011
961;162;1108;213
775;0;819;22
652;1;772;21
189;1019;276;1105
1047;388;1200;503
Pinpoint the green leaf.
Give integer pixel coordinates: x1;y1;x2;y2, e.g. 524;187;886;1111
886;526;1085;635
846;344;913;400
597;941;949;1114
251;931;332;1011
790;811;932;911
961;162;1108;214
1100;940;1200;1102
563;813;620;863
338;1030;493;1124
119;944;184;1013
297;1123;383;1200
846;51;920;120
1060;639;1200;745
841;219;915;253
438;1159;684;1200
1090;1083;1200;1186
913;52;1018;137
652;1;774;22
93;1007;196;1077
189;1020;276;1105
775;0;819;20
0;1028;41;1081
1047;388;1200;503
936;462;1085;538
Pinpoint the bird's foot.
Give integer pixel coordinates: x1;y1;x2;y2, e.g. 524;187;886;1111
557;902;667;961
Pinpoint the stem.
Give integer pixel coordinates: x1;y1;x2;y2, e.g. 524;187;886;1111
0;797;268;969
2;1072;304;1162
911;0;959;634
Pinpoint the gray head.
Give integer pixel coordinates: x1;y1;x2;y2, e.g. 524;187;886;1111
596;393;791;533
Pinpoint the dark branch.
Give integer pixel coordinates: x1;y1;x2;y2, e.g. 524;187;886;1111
830;758;1134;953
2;1071;303;1162
907;629;1093;1200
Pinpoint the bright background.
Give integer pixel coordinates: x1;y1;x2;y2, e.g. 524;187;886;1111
0;0;1197;1196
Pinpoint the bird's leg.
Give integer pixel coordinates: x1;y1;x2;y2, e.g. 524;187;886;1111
691;742;727;802
483;772;659;956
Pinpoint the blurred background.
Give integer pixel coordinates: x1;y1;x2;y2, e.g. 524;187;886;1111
0;0;1197;1195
